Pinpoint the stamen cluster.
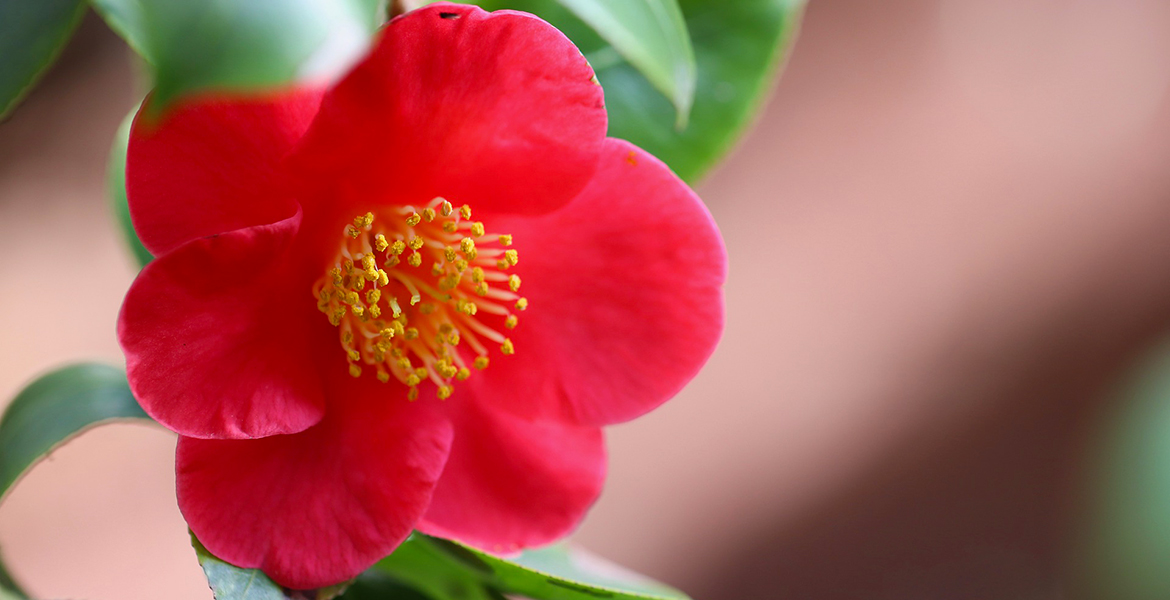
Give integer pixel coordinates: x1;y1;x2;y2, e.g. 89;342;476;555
313;198;525;400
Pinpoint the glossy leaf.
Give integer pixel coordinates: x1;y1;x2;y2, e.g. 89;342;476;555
109;106;153;268
0;363;151;597
378;534;690;600
463;0;805;182
0;0;86;119
555;0;695;127
89;0;382;109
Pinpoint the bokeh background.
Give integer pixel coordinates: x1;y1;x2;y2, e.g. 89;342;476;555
5;0;1170;598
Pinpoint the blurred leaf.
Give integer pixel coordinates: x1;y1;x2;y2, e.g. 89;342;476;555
378;534;690;600
0;363;151;598
1077;345;1170;600
463;0;804;182
109;105;153;268
0;559;27;600
89;0;383;109
0;0;86;120
554;0;695;127
337;572;437;600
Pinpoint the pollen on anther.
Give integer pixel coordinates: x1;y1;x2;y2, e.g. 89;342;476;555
317;203;525;397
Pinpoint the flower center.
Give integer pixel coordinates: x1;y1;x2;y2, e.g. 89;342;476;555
312;199;525;400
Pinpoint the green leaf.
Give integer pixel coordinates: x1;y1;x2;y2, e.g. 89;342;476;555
554;0;695;128
0;363;149;504
89;0;383;109
193;537;289;600
0;0;87;119
0;363;151;598
195;536;361;600
463;0;805;182
337;572;437;600
109;105;153;268
377;534;690;600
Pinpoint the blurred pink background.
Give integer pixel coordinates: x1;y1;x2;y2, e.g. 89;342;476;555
4;0;1170;598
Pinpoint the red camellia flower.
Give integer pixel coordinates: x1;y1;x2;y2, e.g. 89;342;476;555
117;2;725;589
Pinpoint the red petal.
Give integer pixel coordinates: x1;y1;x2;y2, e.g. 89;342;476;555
128;87;323;256
476;139;727;426
177;376;453;589
418;399;604;552
118;211;327;439
290;3;606;217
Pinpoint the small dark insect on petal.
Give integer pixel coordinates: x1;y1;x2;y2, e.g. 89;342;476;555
439;12;461;19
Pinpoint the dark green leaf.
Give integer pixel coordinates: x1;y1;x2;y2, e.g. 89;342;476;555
109;105;153;268
378;534;690;600
0;363;151;598
554;0;695;127
337;571;437;600
0;0;86;119
458;0;805;182
89;0;383;109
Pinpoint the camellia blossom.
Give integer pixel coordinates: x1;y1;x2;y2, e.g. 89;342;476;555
117;2;725;589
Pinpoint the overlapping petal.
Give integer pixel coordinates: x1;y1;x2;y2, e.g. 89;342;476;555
118;211;327;439
290;3;607;218
419;399;605;552
127;87;324;256
474;139;727;427
177;372;453;590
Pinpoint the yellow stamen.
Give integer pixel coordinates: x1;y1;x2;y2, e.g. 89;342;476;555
312;206;523;399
